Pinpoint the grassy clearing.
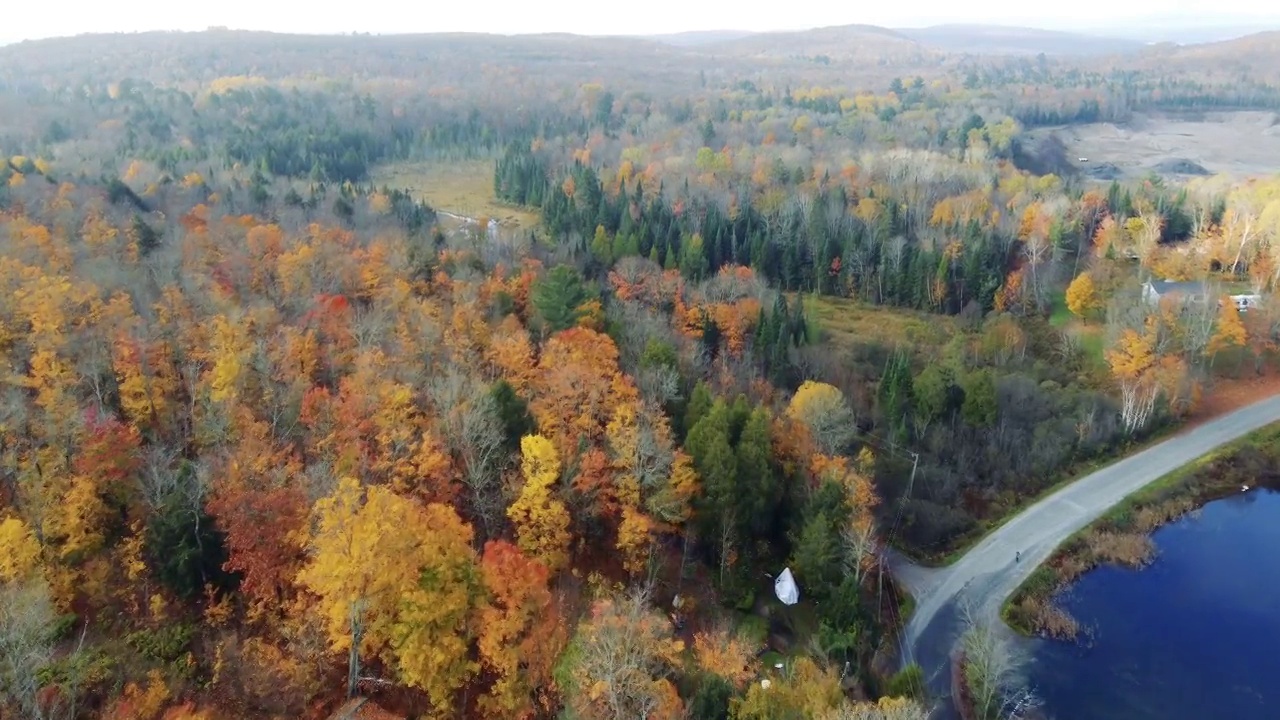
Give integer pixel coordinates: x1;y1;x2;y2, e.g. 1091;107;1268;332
1049;292;1106;368
1048;293;1073;329
370;159;541;229
1002;421;1280;638
803;294;957;352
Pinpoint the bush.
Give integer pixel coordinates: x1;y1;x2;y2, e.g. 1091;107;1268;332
36;648;116;694
47;613;79;642
126;623;194;664
736;615;769;647
688;674;735;720
885;663;926;700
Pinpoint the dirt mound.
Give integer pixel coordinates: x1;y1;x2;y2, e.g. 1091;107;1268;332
1012;132;1077;177
1152;158;1210;175
1084;162;1124;180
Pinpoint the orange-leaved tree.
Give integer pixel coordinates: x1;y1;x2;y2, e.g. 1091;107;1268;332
1208;297;1247;361
476;540;566;719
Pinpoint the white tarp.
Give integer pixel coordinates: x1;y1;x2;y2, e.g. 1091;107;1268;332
774;567;800;605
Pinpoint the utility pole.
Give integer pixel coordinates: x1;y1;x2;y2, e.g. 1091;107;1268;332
903;450;919;512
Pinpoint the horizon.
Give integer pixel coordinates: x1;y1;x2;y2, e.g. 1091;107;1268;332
3;2;1280;46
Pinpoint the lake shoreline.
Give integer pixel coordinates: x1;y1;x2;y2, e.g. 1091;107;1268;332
1002;422;1280;639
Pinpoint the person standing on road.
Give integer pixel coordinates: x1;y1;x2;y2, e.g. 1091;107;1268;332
1015;551;1020;563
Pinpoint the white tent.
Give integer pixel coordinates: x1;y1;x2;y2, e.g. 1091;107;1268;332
774;567;800;605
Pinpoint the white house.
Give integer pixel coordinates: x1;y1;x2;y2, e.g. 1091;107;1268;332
1141;280;1261;312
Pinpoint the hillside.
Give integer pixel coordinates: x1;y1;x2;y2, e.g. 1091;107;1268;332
1119;31;1280;82
896;24;1145;56
642;29;757;46
699;23;934;64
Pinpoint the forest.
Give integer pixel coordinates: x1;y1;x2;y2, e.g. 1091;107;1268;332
2;25;1280;720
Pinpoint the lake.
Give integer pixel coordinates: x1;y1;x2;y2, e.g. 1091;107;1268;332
1028;489;1280;719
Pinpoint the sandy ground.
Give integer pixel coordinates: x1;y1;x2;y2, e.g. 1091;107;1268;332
1029;111;1280;181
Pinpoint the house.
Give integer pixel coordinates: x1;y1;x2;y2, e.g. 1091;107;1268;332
1142;280;1208;306
1142;280;1262;312
326;697;404;720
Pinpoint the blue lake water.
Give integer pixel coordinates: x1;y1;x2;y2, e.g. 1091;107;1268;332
1029;489;1280;720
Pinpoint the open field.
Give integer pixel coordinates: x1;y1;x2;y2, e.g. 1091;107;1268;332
1025;111;1280;181
371;160;542;230
803;294;958;350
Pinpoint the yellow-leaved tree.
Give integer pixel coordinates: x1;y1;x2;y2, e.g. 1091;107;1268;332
1105;327;1160;433
1208;297;1247;359
731;657;843;720
0;517;41;582
786;381;855;455
507;435;571;573
297;477;480;712
1064;271;1101;321
389;503;481;717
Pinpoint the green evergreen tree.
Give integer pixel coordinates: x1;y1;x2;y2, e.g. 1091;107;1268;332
734;408;778;537
590;224;613;266
878;351;915;442
680;233;710;280
490;380;535;452
532;265;588;332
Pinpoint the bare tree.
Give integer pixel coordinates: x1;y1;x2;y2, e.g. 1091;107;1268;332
138;444;186;511
842;520;878;587
958;603;1038;720
0;578;82;720
563;588;680;720
430;371;508;539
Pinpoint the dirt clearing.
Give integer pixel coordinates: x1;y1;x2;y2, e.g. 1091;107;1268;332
1025;111;1280;181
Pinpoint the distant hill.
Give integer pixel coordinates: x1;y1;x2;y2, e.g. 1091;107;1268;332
697;24;932;63
1128;31;1280;83
1125;25;1280;44
896;24;1145;56
1080;16;1280;45
643;30;757;47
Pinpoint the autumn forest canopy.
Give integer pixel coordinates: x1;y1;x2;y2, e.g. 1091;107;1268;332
2;26;1280;720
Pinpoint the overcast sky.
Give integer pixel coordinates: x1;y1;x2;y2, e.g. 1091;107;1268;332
3;0;1277;43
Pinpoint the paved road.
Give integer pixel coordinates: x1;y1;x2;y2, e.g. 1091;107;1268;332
891;394;1280;699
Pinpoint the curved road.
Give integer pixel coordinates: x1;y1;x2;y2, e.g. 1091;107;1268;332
891;393;1280;700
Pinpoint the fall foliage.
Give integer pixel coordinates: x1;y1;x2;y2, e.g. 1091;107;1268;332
4;24;1278;720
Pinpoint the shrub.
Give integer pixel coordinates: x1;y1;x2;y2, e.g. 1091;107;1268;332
688;674;735;720
1085;531;1155;568
126;623;194;663
885;663;926;700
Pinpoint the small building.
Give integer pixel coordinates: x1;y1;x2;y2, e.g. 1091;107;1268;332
1142;280;1208;306
1142;280;1262;312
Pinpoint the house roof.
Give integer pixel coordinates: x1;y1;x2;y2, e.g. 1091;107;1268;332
326;698;404;720
1147;280;1206;296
